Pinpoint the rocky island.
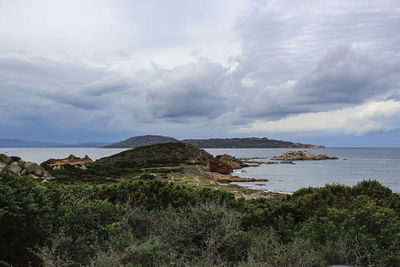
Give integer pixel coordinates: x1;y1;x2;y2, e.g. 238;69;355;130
183;137;325;148
103;135;325;149
271;150;338;161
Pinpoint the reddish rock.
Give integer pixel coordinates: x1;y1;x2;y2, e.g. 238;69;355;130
44;154;93;166
206;157;233;174
215;154;248;169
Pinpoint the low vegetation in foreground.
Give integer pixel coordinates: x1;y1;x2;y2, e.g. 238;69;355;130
1;168;400;266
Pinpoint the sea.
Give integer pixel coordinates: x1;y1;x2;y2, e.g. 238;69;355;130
1;147;399;194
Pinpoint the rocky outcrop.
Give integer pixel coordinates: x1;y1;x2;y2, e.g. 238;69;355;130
280;161;295;164
206;157;233;174
215;154;248;169
271;150;338;161
43;154;93;167
0;154;52;179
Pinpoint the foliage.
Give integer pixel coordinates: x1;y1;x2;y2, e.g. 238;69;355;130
0;170;54;266
1;169;400;267
43;142;210;184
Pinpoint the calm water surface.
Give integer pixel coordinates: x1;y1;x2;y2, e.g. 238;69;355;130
1;147;399;194
206;148;400;193
0;148;128;164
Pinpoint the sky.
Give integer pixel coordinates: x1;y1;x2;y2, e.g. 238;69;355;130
1;0;400;146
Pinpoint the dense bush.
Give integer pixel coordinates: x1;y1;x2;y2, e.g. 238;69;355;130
1;170;400;266
0;171;54;266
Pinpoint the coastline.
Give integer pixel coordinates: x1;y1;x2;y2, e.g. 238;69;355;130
2;147;400;194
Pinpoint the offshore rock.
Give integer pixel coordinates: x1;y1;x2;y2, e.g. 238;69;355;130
271;150;338;161
280;161;295;164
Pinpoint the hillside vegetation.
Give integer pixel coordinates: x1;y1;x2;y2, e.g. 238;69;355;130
1;170;399;266
103;135;325;148
42;142;210;183
103;135;177;148
183;137;324;148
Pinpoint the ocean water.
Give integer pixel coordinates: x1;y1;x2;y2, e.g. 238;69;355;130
206;148;400;193
1;147;399;194
0;148;128;164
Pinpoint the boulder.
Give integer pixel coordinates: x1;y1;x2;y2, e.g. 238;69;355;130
0;155;52;179
26;162;45;176
7;162;23;175
271;150;338;161
0;154;11;164
10;156;21;162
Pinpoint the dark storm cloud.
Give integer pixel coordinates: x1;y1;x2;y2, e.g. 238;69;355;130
146;58;228;119
232;46;400;119
298;47;400;104
0;56;229;132
1;0;400;141
229;0;400;120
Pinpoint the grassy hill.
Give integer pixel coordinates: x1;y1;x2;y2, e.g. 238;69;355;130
103;135;325;148
182;137;324;148
43;142;211;183
102;135;177;148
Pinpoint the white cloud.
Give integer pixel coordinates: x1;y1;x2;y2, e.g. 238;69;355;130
238;100;400;135
0;0;244;69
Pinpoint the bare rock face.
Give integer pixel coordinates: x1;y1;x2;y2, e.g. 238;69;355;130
206;157;233;174
271;150;338;161
43;154;93;167
0;153;52;179
7;161;23;174
215;154;248;169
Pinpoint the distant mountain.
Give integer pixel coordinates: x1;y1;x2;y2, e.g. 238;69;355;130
102;135;178;148
65;142;110;148
0;139;64;148
103;136;324;148
1;136;324;149
182;137;325;148
0;138;108;148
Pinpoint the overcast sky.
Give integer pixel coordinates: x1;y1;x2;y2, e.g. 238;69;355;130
1;0;400;146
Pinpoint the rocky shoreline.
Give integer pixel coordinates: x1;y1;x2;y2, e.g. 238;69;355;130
0;154;52;180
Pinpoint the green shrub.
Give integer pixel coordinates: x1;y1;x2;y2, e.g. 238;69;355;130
0;171;55;266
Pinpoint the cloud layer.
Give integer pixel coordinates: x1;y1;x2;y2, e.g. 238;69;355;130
1;0;400;144
238;100;400;135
